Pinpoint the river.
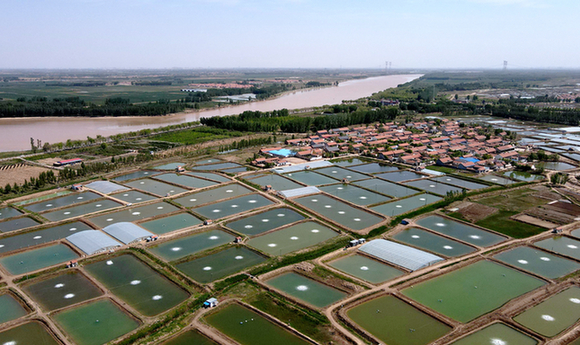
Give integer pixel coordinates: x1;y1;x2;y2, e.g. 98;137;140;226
0;74;421;152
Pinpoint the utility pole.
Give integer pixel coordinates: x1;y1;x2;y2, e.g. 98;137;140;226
503;61;508;71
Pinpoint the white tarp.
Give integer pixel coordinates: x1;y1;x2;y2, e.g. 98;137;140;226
67;230;122;255
359;239;443;271
102;222;153;244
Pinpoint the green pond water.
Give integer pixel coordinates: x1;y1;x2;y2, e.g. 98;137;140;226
0;244;79;275
0;206;23;220
248;221;337;256
205;303;310;345
41;199;121;222
376;171;427;182
539;162;576;171
266;272;346;308
535;236;580;260
112;170;157;181
124;178;188;196
431;176;489;190
329;254;405;284
416;215;506;247
392;228;476;257
503;171;544;182
154;173;218;189
450;323;538;345
13;191;70;206
110;190;158;204
478;174;515;185
193;194;274;219
87;202;179;228
222;166;250;174
153;162;185;170
194;158;223;165
0;217;41;233
514;286;580;337
172;183;252;208
404;179;464;196
0;221;92;254
248;174;303;191
370;194;442;217
139;212;202;234
226;207;305;236
294;194;384;231
494;246;580;279
24;191;101;213
163;330;217;345
187;171;231;183
176;246;265;283
314;166;370;182
331;158;367;166
53;298;140;345
0;293;27;324
0;322;59;345
149;229;234;261
319;184;391;206
348;163;399;174
284;170;337;186
354;179;419;198
23;271;103;311
347;295;451;345
85;254;189;316
402;260;546;323
191;162;241;171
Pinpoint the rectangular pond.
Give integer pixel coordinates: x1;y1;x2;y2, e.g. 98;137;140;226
154;173;218;189
23;271;103;311
319;184;391;206
294;194;384;231
205;303;310;345
347;163;399;174
0;322;60;345
0;217;41;233
0;244;79;275
194;158;224;165
370;194;442;217
248;221;338;256
87;202;179;228
124;178;188;197
404;179;464;196
0;206;23;220
266;272;346;308
176;246;265;283
24;191;101;213
331;158;366;167
153;162;185;170
347;295;451;345
535;236;580;261
191;162;241;171
430;176;489;190
450;323;538;345
248;174;303;191
193;194;274;220
314;166;370;182
478;175;515;185
172;183;253;208
538;162;576;171
329;254;405;284
85;254;189;316
392;228;477;257
53;298;140;345
354;179;419;198
222;166;250;174
149;229;234;261
416;215;506;247
284;170;337;186
163;330;218;345
187;171;231;183
110;190;158;204
402;260;546;322
0;293;28;324
514;286;580;337
112;170;157;182
493;246;580;279
139;212;202;234
226;207;305;236
41;199;122;222
376;171;427;182
503;171;544;182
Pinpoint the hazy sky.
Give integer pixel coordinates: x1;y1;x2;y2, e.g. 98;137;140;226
1;0;578;69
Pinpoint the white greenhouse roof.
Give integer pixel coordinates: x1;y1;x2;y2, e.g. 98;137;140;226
67;230;122;255
102;222;154;244
359;239;443;272
86;181;129;194
278;186;321;198
271;160;333;174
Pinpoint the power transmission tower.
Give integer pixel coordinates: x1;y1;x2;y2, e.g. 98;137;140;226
503;61;508;71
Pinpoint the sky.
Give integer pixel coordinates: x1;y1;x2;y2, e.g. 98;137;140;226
1;0;579;69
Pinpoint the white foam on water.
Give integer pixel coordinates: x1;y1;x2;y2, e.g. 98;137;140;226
3;340;16;345
212;209;221;213
55;283;64;288
106;260;114;265
262;219;269;223
411;235;420;239
144;172;149;174
311;229;320;233
248;200;257;204
123;194;129;196
33;236;42;240
130;280;141;285
277;213;285;217
268;243;277;247
360;266;369;271
296;285;308;291
95;204;102;207
231;204;239;208
169;190;175;193
338;211;345;214
469;235;481;239
359;196;367;200
203;266;212;271
244;225;253;229
64;293;75;299
311;199;318;202
331;170;337;174
106;218;114;222
436;223;445;227
0;245;4;248
395;205;402;208
325;205;332;208
46;204;53;207
69;227;77;231
567;245;578;249
140;181;145;184
491;178;498;181
132;212;141;215
446;178;451;181
419;198;426;201
157;206;163;209
235;256;244;260
63;211;71;215
518;260;529;264
541;314;555;321
190;198;197;202
429;185;436;188
540;257;551;261
226;190;233;193
490;339;506;345
353;218;361;222
136;198;142;201
337;187;343;190
152;295;163;300
346;175;352;179
171;247;182;252
570;298;580;304
209;236;219;240
443;245;453;250
290;236;299;240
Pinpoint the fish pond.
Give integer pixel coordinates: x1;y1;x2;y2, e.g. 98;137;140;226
172;183;252;208
154;173;218;189
149;229;234;261
41;199;121;222
514;286;580;337
329;254;405;284
430;176;489;190
0;206;23;220
110;190;158;204
392;228;476;257
493;246;580;279
314;166;370;182
478;174;515;185
376;170;427;182
193;194;274;219
153;162;185;170
0;244;79;275
0;216;41;233
538;162;576;171
226;207;305;236
347;163;399;174
191;162;241;171
24;191;101;213
248;221;337;256
535;236;580;261
176;246;265;283
331;158;367;167
294;194;384;231
319;184;391;206
354;179;419;198
139;212;202;234
404;179;464;196
112;170;157;182
402;260;546;322
450;323;538;345
53;298;140;345
162;330;217;345
23;271;103;311
205;303;310;345
87;202;179;227
370;194;441;217
124;178;188;196
416;215;506;247
0;322;59;345
0;221;91;254
247;174;303;191
503;171;545;182
266;272;346;308
187;171;231;183
85;254;189;316
347;295;451;345
284;170;337;186
0;293;28;324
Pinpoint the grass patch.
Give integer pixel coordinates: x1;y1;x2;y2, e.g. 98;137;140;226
476;210;545;238
424;165;458;174
149;127;244;145
477;188;547;212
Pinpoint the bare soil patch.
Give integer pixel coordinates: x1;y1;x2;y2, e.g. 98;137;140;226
0;165;51;186
511;214;558;229
455;201;498;222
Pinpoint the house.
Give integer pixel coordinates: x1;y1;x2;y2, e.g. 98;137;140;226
204;298;219;308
